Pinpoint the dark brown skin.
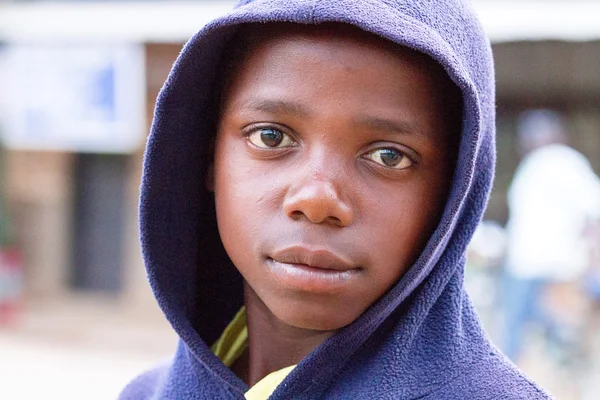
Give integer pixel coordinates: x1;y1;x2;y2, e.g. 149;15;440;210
211;23;459;386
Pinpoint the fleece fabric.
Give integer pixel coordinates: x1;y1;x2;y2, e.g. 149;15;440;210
120;0;553;398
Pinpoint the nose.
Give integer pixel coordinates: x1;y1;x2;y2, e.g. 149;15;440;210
283;174;354;227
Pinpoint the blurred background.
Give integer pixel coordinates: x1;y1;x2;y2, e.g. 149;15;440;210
1;1;599;399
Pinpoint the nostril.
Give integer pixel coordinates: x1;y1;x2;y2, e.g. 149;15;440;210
289;210;343;226
329;216;342;225
290;210;304;219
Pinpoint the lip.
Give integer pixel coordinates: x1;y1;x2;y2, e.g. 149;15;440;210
267;245;361;291
270;245;356;271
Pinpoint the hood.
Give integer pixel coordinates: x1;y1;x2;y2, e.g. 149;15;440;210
128;0;551;399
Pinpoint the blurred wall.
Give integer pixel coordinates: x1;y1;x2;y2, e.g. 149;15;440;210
4;151;73;296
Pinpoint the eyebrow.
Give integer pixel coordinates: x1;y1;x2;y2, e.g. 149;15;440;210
237;98;425;138
354;115;424;138
241;98;311;117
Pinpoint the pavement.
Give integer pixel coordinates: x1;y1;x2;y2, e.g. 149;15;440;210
0;294;178;400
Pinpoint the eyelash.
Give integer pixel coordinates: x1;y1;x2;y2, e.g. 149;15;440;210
243;124;416;170
245;125;297;149
363;147;414;170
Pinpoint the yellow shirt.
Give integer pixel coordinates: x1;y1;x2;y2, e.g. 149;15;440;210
211;307;296;399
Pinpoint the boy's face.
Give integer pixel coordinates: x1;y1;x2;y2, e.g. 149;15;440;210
213;24;458;331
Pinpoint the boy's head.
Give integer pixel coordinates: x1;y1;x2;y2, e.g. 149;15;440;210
209;22;462;331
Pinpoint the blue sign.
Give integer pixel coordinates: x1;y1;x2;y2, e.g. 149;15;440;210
0;44;145;153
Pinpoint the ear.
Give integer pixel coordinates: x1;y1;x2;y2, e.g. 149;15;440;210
205;139;216;192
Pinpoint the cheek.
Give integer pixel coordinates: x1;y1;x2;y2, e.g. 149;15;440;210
213;139;253;255
366;179;446;273
213;137;282;259
215;163;281;222
215;136;264;206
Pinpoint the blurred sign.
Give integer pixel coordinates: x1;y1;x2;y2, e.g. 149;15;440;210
0;44;146;153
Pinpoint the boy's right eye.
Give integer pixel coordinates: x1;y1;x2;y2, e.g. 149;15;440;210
247;127;297;148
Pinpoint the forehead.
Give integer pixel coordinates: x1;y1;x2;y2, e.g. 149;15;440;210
226;22;447;85
221;22;458;111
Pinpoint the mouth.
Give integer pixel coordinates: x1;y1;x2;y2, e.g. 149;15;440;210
266;246;362;291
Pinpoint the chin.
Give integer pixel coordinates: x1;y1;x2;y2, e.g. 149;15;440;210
269;297;361;332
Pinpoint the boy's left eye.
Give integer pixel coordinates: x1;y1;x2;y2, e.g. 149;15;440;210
364;148;413;169
247;128;296;148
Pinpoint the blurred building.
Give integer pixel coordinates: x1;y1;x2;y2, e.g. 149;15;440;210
0;1;235;312
0;0;599;314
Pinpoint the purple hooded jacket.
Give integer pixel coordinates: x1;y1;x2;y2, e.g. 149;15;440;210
121;0;553;398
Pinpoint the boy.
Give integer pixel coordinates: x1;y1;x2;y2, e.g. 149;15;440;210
122;0;552;398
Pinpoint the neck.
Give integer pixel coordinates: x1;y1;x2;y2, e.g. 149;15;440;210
236;282;335;386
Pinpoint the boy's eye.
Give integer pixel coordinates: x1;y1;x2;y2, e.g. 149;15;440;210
247;128;296;148
364;148;413;169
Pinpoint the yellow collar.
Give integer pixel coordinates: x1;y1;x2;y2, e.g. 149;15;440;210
211;307;296;399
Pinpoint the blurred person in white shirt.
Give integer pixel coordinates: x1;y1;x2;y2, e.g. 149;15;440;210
502;109;600;362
